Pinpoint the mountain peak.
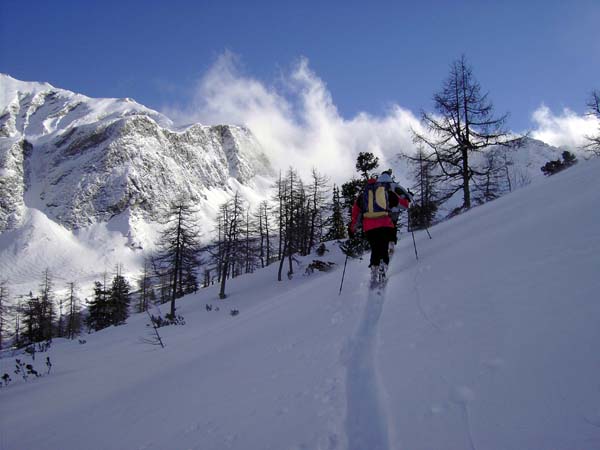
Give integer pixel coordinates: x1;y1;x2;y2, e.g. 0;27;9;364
0;73;55;111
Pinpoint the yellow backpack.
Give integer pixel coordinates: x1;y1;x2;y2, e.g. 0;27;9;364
362;183;389;218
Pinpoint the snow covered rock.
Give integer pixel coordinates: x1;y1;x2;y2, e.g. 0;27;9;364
0;74;273;234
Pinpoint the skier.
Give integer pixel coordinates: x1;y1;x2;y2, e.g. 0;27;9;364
348;170;411;284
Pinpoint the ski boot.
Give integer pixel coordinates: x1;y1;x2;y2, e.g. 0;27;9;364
370;265;379;285
379;263;388;283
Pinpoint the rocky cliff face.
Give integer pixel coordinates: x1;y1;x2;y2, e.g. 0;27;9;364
0;138;30;230
0;74;273;234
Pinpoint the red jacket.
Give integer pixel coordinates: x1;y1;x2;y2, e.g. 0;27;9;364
350;179;404;233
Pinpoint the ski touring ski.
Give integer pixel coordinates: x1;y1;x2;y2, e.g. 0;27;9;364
369;264;388;292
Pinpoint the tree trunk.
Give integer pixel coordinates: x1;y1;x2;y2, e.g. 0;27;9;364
277;241;287;282
462;147;471;209
219;258;228;299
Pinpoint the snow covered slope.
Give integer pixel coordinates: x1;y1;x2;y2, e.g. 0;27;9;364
1;158;599;450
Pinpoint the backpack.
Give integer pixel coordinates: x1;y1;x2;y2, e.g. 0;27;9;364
362;182;390;218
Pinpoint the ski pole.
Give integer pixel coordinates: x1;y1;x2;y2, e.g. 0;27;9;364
410;226;419;260
424;225;432;240
339;253;349;295
408;209;419;261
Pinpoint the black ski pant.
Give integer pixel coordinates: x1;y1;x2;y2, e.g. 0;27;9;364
365;227;397;267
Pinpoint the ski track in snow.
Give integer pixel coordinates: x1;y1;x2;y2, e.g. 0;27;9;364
344;278;390;450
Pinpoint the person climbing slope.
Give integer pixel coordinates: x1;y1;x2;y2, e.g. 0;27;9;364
348;170;411;284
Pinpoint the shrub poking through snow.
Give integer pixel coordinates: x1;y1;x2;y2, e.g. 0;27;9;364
13;358;45;382
8;355;52;386
150;314;185;328
14;359;27;381
305;260;335;275
24;340;52;360
541;151;577;176
25;364;39;377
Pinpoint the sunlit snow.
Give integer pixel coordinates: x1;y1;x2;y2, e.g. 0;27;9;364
2;158;599;450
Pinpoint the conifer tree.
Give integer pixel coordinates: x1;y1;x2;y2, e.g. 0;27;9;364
355;152;380;180
215;192;246;298
324;185;346;241
499;146;515;192
137;257;153;313
56;293;66;338
38;269;56;341
340;178;363;216
473;149;504;204
86;275;111;332
12;297;23;348
255;200;273;267
405;147;440;229
154;198;201;317
413;55;514;212
307;168;330;253
242;209;260;275
292;177;309;256
21;292;39;345
21;270;56;345
274;171;285;261
109;266;131;326
277;168;302;281
65;282;82;339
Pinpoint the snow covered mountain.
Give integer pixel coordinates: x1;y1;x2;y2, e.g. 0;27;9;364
2;156;599;450
0;74;273;234
0;74;273;294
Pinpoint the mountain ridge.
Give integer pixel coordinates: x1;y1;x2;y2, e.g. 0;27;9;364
0;74;274;235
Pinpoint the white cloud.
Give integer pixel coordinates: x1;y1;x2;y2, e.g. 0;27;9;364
165;52;599;185
164;52;423;185
530;105;599;150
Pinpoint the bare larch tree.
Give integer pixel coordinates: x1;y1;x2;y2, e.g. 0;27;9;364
414;55;514;211
154;198;201;317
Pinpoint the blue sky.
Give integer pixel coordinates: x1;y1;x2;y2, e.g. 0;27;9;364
1;0;598;136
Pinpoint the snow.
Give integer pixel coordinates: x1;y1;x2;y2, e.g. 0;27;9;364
0;208;143;295
378;158;600;449
0;74;52;112
0;73;172;137
1;158;599;449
